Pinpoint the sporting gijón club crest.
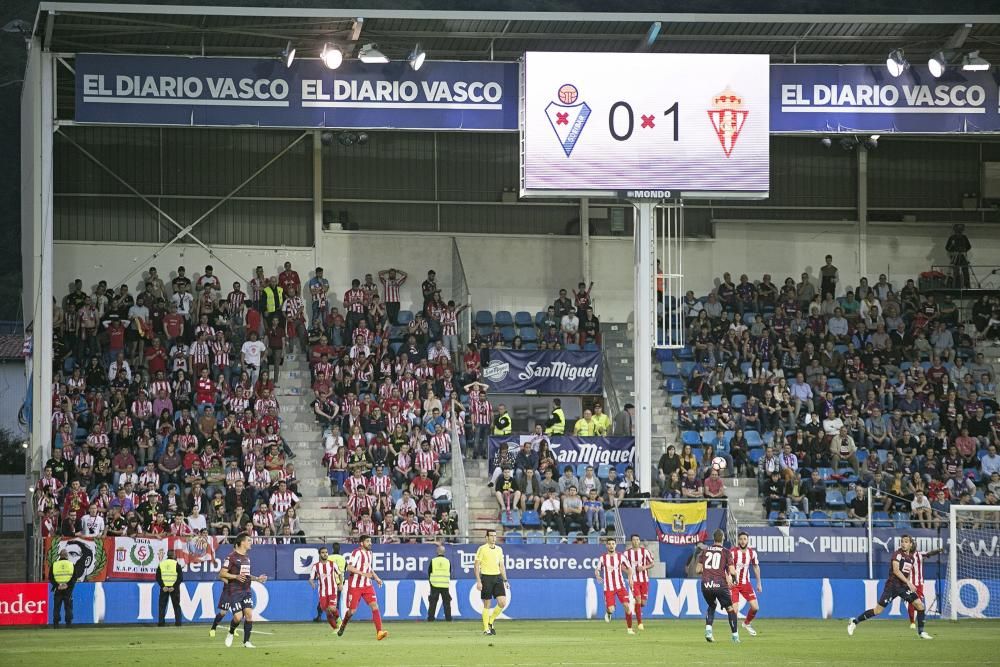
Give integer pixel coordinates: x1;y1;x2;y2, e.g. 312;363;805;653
707;86;748;158
545;84;591;157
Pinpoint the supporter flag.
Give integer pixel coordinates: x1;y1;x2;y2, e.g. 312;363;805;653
111;537;168;579
170;534;219;566
44;536;113;582
650;501;709;545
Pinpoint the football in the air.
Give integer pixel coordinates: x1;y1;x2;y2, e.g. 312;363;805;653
711;456;728;470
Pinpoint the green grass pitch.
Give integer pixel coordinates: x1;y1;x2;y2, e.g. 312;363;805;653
2;619;998;665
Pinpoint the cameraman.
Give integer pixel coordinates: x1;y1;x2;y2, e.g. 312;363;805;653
945;223;972;288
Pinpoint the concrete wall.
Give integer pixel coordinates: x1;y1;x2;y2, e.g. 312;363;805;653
53;220;1000;325
0;364;26;439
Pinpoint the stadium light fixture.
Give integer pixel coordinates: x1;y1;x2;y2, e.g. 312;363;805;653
359;43;389;64
820;137;832;148
928;51;948;78
864;135;880;150
281;41;296;68
321;43;343;70
886;49;908;77
408;44;426;71
961;50;990;71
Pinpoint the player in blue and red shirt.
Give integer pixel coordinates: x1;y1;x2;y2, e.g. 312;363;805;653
848;534;932;640
697;529;740;644
209;533;268;648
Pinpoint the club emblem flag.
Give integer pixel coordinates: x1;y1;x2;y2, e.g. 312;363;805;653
707;86;749;158
650;501;709;545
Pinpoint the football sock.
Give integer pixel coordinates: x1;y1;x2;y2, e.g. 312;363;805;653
211;613;225;630
326;610;338;629
907;604;915;623
854;609;876;624
744;607;757;624
372;608;383;632
341;610;353;630
625;612;632;629
243;621;252;643
706;607;716;626
916;609;926;633
228;619;239;635
727;610;738;634
482;608;491;631
634;601;643;624
489;605;503;624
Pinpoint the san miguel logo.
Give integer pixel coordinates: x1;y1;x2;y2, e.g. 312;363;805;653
545;84;591;157
707;86;748;158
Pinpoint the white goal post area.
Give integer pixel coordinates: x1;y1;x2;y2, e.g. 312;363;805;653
946;505;1000;621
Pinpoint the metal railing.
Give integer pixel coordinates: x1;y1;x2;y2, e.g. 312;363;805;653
449;405;471;541
451;237;472;345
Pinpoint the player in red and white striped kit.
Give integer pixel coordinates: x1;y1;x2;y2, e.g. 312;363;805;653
310;546;342;632
907;546;943;629
730;531;763;636
595;536;635;634
626;534;654;631
338;535;388;640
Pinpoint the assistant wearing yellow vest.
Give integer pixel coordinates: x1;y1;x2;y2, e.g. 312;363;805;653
156;550;184;627
50;550;79;626
492;405;512;436
545;399;566;436
427;545;453;622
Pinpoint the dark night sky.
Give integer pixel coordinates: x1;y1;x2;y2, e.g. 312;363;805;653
1;0;995;319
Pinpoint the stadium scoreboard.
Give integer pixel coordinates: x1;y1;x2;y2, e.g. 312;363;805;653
520;52;770;199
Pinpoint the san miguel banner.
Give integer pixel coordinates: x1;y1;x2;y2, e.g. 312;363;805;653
75;54;517;130
772;64;1000;133
488;435;634;468
650;501;709;546
482;350;602;394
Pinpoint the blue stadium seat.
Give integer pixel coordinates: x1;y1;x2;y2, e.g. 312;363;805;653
615;463;628;476
519;327;538;342
790;511;809;527
731;394;747;409
564;532;581;543
690;396;704;408
834;344;849;355
494;311;514;326
391;489;403;503
501;325;516;342
891;512;911;529
655;349;675;361
565;343;581;351
767;511;780;526
682;431;701;446
583;342;599;351
723;430;735;445
535;311;547;327
700;430;718;446
523;343;538;350
390;342;403;355
475;310;493;326
830;511;849;527
710;394;723;407
677;347;695;361
521;510;541;527
743;312;756;325
818;467;834;480
876;449;889;464
670;395;683;409
514;311;533;327
679;361;696;377
604;510;616;531
745;431;763;447
477;325;492;338
504;531;523;544
397;310;414;325
588;532;602;545
576;463;589;478
597;463;611;480
845;490;857;505
525;531;545;545
740;361;752;374
661;361;680;376
855;449;868;463
692;448;704;464
825;490;845;508
748;449;764;465
810;510;831;526
827;378;845;393
872;511;892;528
666;378;686;394
501;510;522;527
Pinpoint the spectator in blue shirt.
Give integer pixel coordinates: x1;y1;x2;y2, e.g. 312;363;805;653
789;372;814;421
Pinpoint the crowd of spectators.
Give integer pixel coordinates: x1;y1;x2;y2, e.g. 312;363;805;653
663;256;1000;526
40;263;320;543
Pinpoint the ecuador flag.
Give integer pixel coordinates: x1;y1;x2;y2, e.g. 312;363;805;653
650;501;709;545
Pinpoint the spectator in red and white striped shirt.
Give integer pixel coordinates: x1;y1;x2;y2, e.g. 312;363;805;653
283;285;307;353
418;511;440;541
378;268;407;325
465;381;492;459
440;300;469;361
253;501;275;532
430;424;451;462
415;442;441;484
344;279;368;340
268;480;299;523
399;512;421;542
348;486;375;521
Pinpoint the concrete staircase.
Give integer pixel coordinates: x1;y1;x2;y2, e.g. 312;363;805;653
465;458;497;539
276;353;349;539
0;537;27;582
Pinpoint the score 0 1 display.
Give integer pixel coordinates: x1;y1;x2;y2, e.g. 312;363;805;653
520;52;770;198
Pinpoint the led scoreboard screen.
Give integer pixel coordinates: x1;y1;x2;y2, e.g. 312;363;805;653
520;52;770;198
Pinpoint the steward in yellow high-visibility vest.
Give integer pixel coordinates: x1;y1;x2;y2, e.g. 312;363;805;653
50;549;80;627
156;550;184;627
544;398;566;435
492;404;512;436
426;544;453;622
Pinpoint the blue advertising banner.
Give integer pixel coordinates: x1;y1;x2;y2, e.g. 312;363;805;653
75;54;517;130
771;64;1000;133
488;435;635;469
482;350;602;394
53;576;1000;622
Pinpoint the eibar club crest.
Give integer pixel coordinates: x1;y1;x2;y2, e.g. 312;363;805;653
545;84;591;157
707;86;749;158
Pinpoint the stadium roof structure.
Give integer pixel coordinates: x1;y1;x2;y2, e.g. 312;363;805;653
30;3;1000;64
